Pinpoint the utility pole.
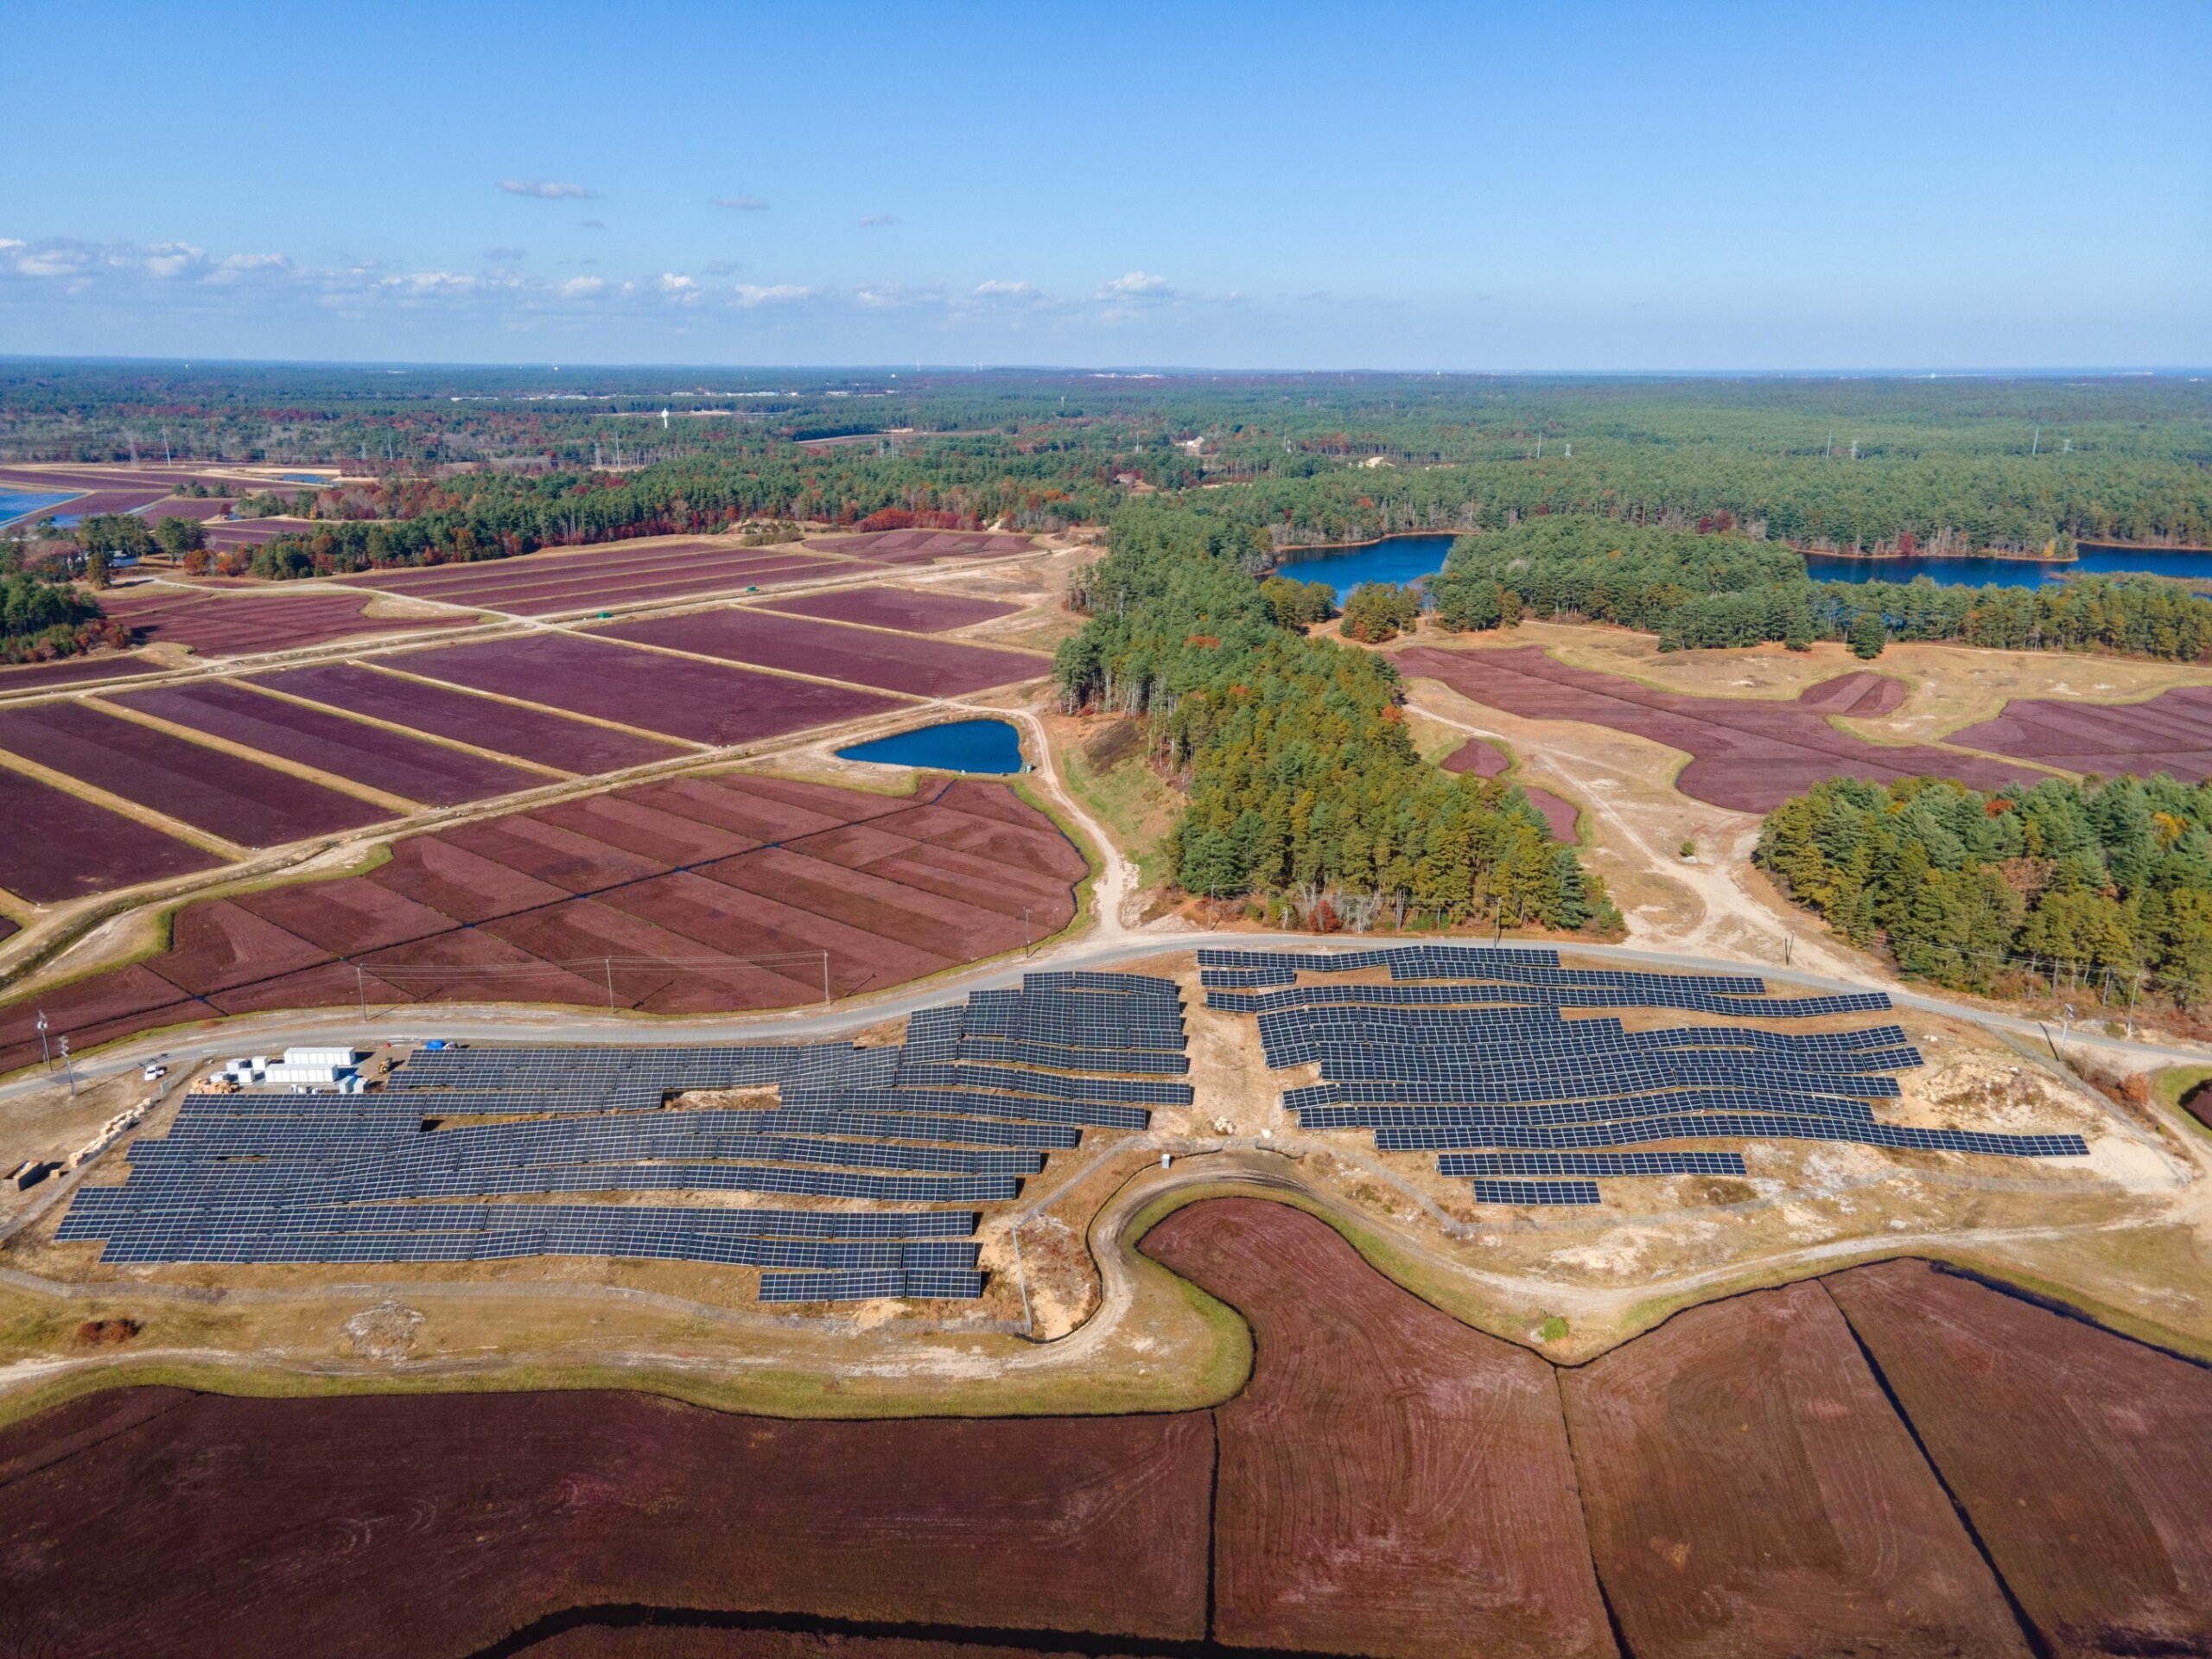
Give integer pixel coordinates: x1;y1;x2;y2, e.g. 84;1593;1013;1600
1022;906;1033;957
35;1011;50;1071
356;963;367;1020
604;957;615;1011
2031;425;2041;455
820;952;830;1007
59;1035;74;1097
2126;971;2142;1041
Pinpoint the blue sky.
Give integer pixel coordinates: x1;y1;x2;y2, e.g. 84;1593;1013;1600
3;1;2206;369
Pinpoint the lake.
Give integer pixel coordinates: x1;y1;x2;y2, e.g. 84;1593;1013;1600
1274;530;2212;597
0;489;79;526
1807;543;2212;588
836;718;1024;774
1274;532;1459;601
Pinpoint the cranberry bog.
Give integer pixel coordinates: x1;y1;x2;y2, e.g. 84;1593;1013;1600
335;541;861;616
96;588;474;655
391;634;907;747
0;1389;1213;1658
3;1202;2209;1656
111;680;547;807
1564;1280;2028;1657
0;655;156;696
250;664;688;775
1828;1258;2212;1656
756;586;1022;634
804;529;1035;563
0;773;1084;1074
1440;739;1578;839
0;701;391;847
1950;684;2212;783
598;609;1048;697
1398;645;2037;811
0;766;223;902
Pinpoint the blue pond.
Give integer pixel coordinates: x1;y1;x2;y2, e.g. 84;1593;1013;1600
280;473;334;486
1274;532;1458;601
0;489;78;526
1807;543;2212;589
1274;531;2212;597
836;718;1024;774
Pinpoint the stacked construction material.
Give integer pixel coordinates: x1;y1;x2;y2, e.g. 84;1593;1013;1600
1199;946;2087;1208
57;974;1188;1303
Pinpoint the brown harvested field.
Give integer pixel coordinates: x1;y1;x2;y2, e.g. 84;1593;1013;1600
200;518;302;548
0;1388;1214;1658
1563;1280;2029;1658
756;586;1023;633
599;609;1048;696
1948;685;2212;782
251;664;688;775
111;681;546;806
0;654;155;695
1397;645;2038;811
0;701;391;847
0;766;225;901
95;588;474;654
394;634;907;747
1827;1258;2212;1658
805;529;1034;563
0;774;1083;1072
1142;1198;1617;1659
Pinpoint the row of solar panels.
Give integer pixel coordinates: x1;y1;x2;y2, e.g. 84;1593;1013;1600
1286;1072;1901;1107
63;973;1192;1300
59;1192;977;1237
1216;984;1894;1018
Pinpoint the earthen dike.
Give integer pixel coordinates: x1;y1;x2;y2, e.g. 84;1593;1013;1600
4;1197;2208;1659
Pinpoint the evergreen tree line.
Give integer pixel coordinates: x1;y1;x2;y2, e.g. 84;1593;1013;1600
1052;506;1619;932
1427;518;2212;660
1756;775;2212;1007
0;569;118;664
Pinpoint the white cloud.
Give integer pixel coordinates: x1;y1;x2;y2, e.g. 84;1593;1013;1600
975;279;1036;297
856;214;898;228
657;273;699;305
139;243;206;279
482;246;526;264
1097;270;1173;300
558;276;607;297
713;195;769;211
499;178;595;200
732;283;811;307
205;252;291;285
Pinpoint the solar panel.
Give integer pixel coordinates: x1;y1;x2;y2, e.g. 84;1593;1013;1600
1470;1179;1602;1205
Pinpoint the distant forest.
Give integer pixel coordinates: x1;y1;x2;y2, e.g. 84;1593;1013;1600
6;367;2210;582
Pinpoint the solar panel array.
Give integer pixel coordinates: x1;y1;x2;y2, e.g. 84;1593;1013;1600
1196;945;2088;1208
59;973;1185;1303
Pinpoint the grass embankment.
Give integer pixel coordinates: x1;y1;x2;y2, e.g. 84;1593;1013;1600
1058;717;1179;897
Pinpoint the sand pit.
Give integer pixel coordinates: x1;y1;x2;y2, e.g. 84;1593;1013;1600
1399;646;2036;811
